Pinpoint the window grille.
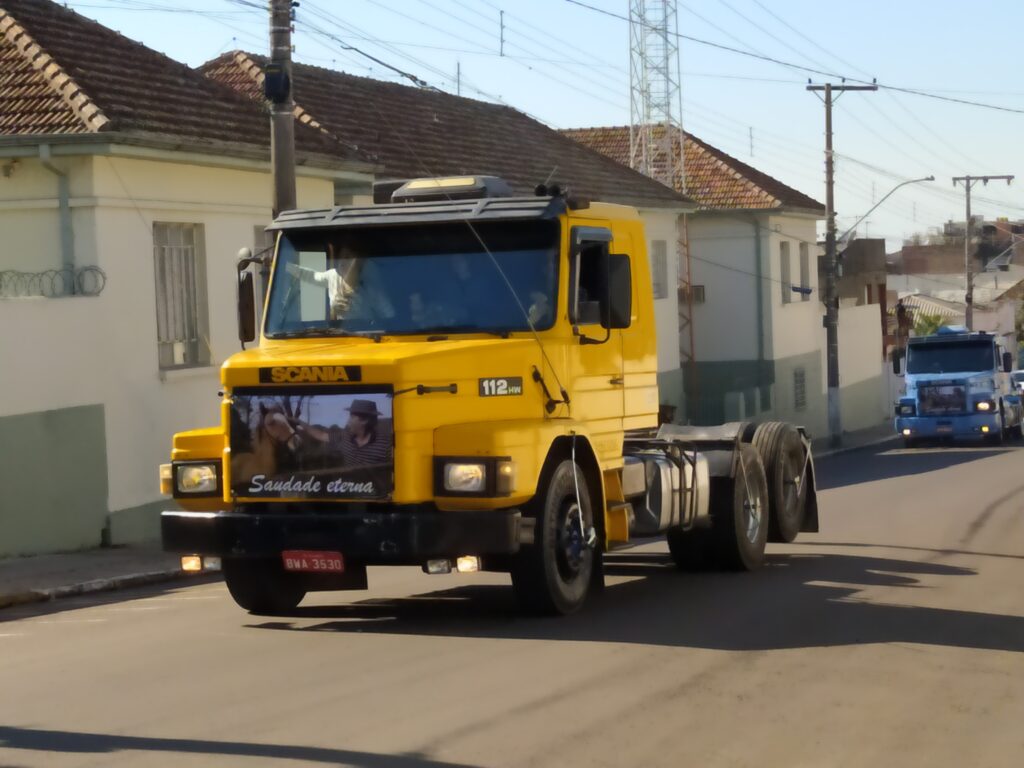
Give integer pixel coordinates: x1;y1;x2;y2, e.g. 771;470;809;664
153;223;208;369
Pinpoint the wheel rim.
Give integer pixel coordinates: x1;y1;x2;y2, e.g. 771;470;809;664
555;500;585;581
781;446;802;512
743;487;763;544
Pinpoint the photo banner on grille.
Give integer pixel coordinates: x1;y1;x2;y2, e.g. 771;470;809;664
229;390;393;499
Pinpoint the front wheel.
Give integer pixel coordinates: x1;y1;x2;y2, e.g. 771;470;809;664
986;411;1006;446
223;557;307;615
511;460;594;615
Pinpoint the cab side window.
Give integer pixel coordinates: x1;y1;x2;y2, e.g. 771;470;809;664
573;241;608;326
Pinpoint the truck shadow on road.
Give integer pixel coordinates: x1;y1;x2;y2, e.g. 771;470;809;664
815;444;1016;490
248;549;1024;654
0;725;478;768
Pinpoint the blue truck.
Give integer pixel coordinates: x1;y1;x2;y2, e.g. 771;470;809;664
894;326;1023;447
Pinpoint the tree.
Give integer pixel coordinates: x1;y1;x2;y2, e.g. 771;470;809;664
914;312;946;337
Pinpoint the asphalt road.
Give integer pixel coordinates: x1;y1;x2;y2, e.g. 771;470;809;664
2;441;1023;768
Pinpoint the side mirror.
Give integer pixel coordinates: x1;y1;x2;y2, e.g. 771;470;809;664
238;270;256;345
1003;351;1013;373
892;353;902;375
602;253;631;329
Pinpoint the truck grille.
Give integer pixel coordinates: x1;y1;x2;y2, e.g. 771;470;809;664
229;387;394;500
917;383;967;416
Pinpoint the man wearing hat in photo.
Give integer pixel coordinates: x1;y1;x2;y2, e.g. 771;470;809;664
339;398;391;467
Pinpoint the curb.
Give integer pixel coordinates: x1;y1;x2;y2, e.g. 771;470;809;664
0;568;199;611
814;433;898;459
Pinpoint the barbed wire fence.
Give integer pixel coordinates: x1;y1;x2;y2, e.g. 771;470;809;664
0;266;107;298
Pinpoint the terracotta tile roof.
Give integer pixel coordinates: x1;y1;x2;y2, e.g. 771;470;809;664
202;52;692;209
561;124;825;214
0;0;364;163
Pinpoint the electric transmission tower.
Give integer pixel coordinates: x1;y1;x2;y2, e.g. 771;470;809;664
628;0;685;191
629;0;695;414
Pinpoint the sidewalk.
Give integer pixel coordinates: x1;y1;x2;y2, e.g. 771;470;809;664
811;420;896;459
0;544;192;610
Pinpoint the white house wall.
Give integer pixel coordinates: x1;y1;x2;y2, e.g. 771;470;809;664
688;214;761;362
638;208;682;373
0;151;344;555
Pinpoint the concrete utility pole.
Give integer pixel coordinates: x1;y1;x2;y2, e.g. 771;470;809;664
807;82;877;448
952;174;1014;329
267;0;297;217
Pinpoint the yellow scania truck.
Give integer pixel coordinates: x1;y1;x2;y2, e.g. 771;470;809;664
161;176;818;615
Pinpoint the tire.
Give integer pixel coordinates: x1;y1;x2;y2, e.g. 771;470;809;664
511;460;594;615
987;410;1006;446
712;444;770;571
223;557;307;615
902;438;918;449
751;422;807;543
666;527;713;571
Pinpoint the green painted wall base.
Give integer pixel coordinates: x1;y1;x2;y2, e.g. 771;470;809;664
108;499;165;546
0;405;108;557
656;369;686;422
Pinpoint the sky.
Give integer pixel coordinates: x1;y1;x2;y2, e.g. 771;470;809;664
59;0;1024;252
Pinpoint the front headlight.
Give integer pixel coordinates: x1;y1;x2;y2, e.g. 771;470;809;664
176;463;219;494
975;400;994;412
444;463;487;493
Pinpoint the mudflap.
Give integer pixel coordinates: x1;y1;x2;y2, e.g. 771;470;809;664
300;565;369;592
794;427;820;534
800;457;820;533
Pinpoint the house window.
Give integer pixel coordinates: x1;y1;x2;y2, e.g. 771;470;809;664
650;240;668;300
153;223;209;369
793;367;807;411
799;242;810;302
780;241;792;304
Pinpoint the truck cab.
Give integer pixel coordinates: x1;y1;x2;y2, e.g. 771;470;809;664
161;176;818;616
894;326;1022;446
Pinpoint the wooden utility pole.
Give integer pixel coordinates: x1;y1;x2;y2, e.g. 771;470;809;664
952;174;1014;329
807;82;877;447
267;0;297;216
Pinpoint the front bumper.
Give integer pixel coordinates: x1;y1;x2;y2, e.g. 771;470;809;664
895;412;1000;439
161;507;524;563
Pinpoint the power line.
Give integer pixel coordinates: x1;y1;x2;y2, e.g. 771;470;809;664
563;0;1024;115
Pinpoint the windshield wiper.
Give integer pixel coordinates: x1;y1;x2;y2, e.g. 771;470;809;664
267;329;383;342
412;325;510;339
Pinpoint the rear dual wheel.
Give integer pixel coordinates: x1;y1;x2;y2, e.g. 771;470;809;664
667;444;770;572
751;422;808;543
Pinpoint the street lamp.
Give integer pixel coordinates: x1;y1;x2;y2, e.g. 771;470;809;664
838;176;935;245
826;174;933;449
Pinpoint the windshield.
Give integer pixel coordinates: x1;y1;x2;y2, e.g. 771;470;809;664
264;221;559;338
1012;372;1024;384
906;341;995;375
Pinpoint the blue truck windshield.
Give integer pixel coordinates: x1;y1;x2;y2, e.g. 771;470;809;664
906;341;994;375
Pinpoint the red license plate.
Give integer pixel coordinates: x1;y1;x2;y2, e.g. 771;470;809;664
282;550;344;573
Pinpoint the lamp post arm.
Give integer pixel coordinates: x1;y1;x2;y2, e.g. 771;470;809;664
838;176;935;244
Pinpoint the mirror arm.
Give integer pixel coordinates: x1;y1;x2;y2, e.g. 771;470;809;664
576;325;611;346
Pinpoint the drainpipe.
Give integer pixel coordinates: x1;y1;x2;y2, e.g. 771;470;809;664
38;144;75;294
751;215;766;364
